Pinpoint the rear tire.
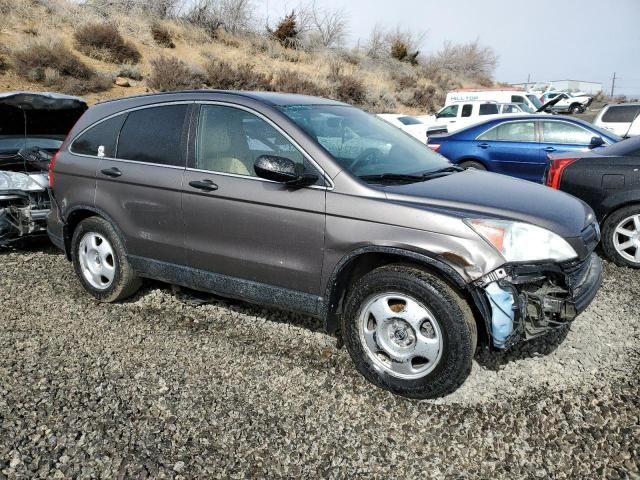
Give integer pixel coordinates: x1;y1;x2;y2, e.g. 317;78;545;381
71;216;142;302
601;205;640;268
341;265;477;399
459;160;486;171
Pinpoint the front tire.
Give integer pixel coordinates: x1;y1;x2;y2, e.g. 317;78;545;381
341;265;477;399
569;103;584;114
71;216;142;302
602;205;640;268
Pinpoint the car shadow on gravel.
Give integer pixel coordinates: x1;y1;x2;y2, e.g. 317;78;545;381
0;237;61;256
474;326;570;370
130;279;328;334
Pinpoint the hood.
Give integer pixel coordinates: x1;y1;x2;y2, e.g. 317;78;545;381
382;169;594;240
0;92;87;172
0;92;87;150
537;94;564;112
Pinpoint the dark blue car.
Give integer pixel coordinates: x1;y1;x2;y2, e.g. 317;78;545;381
428;114;621;183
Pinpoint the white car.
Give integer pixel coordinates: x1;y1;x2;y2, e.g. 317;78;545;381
593;103;640;137
377;114;429;142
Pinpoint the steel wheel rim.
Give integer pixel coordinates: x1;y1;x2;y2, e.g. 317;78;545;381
358;292;443;380
613;214;640;264
78;232;116;290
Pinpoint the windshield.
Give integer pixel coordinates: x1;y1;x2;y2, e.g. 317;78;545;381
279;104;450;178
526;94;543;109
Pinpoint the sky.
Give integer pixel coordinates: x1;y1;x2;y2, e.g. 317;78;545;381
261;0;640;95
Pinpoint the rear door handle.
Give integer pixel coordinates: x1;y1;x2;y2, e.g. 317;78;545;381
544;146;556;152
189;179;218;192
100;167;122;178
478;143;490;149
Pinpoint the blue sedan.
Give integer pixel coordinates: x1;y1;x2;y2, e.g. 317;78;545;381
428;115;621;183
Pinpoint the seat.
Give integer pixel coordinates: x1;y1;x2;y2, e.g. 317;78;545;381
197;114;252;176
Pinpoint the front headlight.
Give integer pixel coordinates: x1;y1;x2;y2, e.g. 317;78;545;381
0;171;45;192
466;218;577;262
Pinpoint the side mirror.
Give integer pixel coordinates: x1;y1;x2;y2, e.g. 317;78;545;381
254;155;318;185
589;136;604;148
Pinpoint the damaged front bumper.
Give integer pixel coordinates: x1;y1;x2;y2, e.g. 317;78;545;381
475;252;602;349
0;185;50;244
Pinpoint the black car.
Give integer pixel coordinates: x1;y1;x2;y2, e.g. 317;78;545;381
546;136;640;268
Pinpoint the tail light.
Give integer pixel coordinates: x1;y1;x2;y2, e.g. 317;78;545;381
48;150;59;188
546;157;578;189
427;144;441;152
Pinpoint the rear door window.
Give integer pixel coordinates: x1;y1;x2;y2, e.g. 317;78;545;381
117;104;188;166
478;121;536;142
602;105;640;123
542;121;593;144
461;104;473;117
71;115;126;158
479;103;499;115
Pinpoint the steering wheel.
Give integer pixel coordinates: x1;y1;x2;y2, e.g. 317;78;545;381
349;148;384;175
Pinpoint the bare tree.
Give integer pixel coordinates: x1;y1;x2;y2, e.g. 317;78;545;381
184;0;255;33
364;23;387;59
307;1;347;48
429;39;498;79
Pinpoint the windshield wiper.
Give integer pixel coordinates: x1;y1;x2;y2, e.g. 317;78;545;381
360;165;464;184
420;165;465;179
359;173;426;183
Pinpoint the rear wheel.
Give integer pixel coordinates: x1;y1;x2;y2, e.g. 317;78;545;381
459;160;486;171
602;205;640;268
71;217;142;301
341;265;477;399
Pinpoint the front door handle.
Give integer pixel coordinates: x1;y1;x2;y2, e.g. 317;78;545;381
544;146;556;152
100;167;122;178
478;143;490;149
189;179;218;192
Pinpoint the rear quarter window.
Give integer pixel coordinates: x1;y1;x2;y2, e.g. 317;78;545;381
117;104;188;166
602;105;640;123
71;115;126;157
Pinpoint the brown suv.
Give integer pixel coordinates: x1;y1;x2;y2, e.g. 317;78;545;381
48;91;602;398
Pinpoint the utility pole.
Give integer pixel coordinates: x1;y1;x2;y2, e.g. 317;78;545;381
610;72;616;97
527;73;531;89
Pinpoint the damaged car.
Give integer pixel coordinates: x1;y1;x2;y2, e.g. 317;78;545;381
0;92;87;245
48;91;602;398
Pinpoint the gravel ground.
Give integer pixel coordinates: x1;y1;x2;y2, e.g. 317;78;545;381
0;244;638;479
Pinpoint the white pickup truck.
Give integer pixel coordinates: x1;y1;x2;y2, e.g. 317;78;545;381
417;101;532;133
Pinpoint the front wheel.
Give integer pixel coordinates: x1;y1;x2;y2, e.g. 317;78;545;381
341;265;477;399
602;205;640;268
71;216;142;302
570;104;584;114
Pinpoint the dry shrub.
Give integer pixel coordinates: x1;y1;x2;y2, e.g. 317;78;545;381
204;60;271;91
11;37;111;94
334;74;366;105
147;56;203;91
151;23;175;48
272;71;328;96
74;23;141;64
116;63;143;81
391;72;418;91
13;38;94;80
